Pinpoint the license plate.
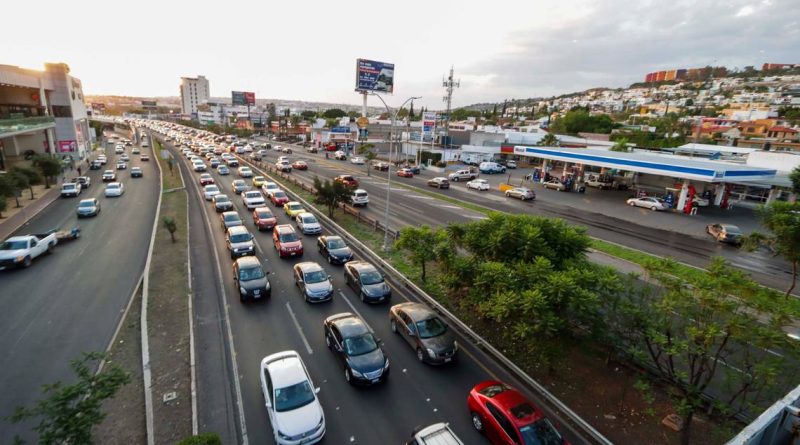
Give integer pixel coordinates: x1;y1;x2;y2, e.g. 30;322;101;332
290;252;296;256
254;290;260;295
444;357;452;363
370;379;379;384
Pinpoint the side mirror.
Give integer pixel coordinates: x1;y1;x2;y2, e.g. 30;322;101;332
265;401;272;409
315;387;321;394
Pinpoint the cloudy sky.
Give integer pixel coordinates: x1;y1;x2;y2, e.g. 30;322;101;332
3;0;798;109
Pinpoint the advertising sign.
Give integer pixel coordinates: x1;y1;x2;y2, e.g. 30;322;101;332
141;100;157;109
232;91;256;105
331;126;351;134
91;103;106;111
58;140;77;152
421;111;436;141
355;59;394;93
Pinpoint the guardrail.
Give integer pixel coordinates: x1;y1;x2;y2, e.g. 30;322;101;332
236;152;613;445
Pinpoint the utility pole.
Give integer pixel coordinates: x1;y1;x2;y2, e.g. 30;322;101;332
442;66;460;162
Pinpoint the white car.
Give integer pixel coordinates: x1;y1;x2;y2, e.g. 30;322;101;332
333;151;347;160
295;212;322;235
261;182;281;198
61;182;82;198
466;179;490;191
238;166;253;178
276;161;292;172
242;190;266;209
203;185;220;201
193;160;207;172
260;351;326;445
350;156;365;165
693;196;710;207
626;196;666;211
104;182;124;197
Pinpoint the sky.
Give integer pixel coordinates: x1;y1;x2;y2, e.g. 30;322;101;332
2;0;799;109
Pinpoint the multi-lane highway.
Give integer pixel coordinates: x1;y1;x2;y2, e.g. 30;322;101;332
0;134;159;443
159;134;596;445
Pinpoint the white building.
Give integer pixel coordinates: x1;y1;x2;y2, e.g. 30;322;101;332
179;75;209;117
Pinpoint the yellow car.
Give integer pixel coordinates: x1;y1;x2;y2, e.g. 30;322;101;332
284;201;305;217
252;176;266;187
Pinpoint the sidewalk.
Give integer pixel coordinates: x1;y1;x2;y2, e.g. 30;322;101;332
0;177;64;241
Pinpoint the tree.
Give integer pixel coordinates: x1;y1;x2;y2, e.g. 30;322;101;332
163;216;178;242
395;225;442;281
537;133;560;147
0;174;12;218
789;166;800;195
11;166;43;199
8;352;130;445
177;433;222;445
300;110;317;120
491;104;497;118
408;101;415;120
548;109;619;135
609;137;630;152
614;258;797;445
0;194;6;219
742;201;800;298
312;176;353;218
32;155;62;188
360;144;377;176
322;108;347;119
7;170;29;207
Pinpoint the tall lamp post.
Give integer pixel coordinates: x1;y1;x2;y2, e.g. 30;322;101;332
369;93;421;251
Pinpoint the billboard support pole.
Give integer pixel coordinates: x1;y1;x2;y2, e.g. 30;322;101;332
361;92;368;118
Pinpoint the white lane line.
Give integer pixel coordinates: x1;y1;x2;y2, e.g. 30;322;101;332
463;214;488;219
408;195;435;200
437;204;464;210
285;302;313;355
337;291;372;332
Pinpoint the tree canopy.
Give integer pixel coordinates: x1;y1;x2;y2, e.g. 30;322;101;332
548;109;619;135
312;176;353;218
322;108;347;119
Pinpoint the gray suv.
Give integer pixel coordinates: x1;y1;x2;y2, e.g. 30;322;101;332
226;226;255;259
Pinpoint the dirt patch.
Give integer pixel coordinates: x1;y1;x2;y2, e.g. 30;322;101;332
93;284;146;444
1;184;53;220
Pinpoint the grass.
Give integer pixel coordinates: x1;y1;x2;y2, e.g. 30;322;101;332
154;139;183;190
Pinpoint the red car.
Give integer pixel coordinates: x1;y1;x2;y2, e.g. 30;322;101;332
199;174;215;186
292;160;308;170
396;168;414;178
467;380;568;445
270;190;289;206
252;207;277;231
334;175;359;187
273;224;304;258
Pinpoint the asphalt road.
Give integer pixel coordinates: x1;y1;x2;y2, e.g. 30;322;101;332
162;137;594;445
0;135;159;443
249;140;794;294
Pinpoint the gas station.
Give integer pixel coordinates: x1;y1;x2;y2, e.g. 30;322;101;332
507;145;779;215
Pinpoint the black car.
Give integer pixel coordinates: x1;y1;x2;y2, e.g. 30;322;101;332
324;312;389;385
389;302;458;365
293;261;334;303
317;235;353;264
233;256;270;302
89;160;102;170
344;261;391;303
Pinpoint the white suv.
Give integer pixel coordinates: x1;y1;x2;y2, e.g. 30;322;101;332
260;351;326;445
351;189;369;206
242;190;266;209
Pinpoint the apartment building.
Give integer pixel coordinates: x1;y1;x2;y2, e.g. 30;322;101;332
179;75;209;117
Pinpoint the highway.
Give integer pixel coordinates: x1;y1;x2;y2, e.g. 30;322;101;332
0;134;160;443
160;135;595;445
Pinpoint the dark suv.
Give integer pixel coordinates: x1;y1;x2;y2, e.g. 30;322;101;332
233;256;270;302
344;261;391;303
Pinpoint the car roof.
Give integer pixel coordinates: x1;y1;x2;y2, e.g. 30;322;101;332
235;255;261;269
276;224;294;233
228;226;249;235
222;211;239;218
298;212;315;219
327;312;369;337
721;224;742;231
295;261;323;274
262;351;307;388
394;302;435;320
348;261;377;273
79;198;96;204
286;201;301;206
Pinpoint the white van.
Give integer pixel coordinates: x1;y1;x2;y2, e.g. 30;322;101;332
479;161;506;174
407;423;464;445
352;189;369;206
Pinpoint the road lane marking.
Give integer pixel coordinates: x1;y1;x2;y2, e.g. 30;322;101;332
463;214;488;219
437;204;464;210
285;302;313;355
338;291;373;332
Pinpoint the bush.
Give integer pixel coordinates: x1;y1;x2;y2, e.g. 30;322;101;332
420;151;442;164
177;433;222;445
435;161;447;168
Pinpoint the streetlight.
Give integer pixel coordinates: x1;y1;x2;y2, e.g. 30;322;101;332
369;93;421;251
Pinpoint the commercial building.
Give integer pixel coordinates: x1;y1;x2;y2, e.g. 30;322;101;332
179;75;209;117
0;62;90;170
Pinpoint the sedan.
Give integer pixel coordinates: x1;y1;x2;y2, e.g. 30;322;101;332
116;161;127;170
389;302;457;364
372;161;390;171
273;224;304;258
104;182;124;197
505;187;536;201
231;179;250;194
467;179;490;191
276;161;292;172
542;179;566;191
192;160;207;172
317;235;353;264
130;167;143;178
344;261;391;303
292;160;308;170
226;226;255;259
468;381;569;445
261;182;281;198
334;175;358;187
76;176;91;189
252;176;267;187
350;156;365;165
119;154;130;162
259;351;325;445
270;190;290;206
252;207;277;231
234;256;271;302
217;165;230;175
324;313;389;385
706;223;743;245
427;177;450;189
293;261;333;302
396;168;414;178
76;198;101;217
296;212;322;235
141;154;150;161
199;173;215;186
213;194;234;212
238;166;253;178
203;185;220;201
242;190;266;209
284;201;305;217
626;196;666;211
220;211;243;232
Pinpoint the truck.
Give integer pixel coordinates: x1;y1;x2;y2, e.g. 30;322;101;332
585;175;614;189
447;169;478;182
406;423;464;445
0;232;58;269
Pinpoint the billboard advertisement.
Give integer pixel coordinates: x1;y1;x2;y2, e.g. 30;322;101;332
232;91;256;105
141;100;157;109
331;126;352;133
421;111;436;141
355;59;394;93
58;140;77;152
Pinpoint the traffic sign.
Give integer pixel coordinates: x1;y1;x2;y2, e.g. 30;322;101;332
356;117;369;128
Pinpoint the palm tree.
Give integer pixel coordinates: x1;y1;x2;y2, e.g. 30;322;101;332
537;133;560;147
610;137;629;152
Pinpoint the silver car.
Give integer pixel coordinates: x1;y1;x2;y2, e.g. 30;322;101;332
505;187;535;201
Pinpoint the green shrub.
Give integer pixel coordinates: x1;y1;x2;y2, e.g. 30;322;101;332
177;433;222;445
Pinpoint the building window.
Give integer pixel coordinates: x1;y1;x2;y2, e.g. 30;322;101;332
52;106;73;118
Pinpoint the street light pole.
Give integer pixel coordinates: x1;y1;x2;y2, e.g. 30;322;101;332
369;93;421;251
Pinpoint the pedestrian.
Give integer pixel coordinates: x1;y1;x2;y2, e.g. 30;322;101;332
77;166;82;176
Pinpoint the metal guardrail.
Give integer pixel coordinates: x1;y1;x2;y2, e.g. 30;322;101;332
236;153;614;445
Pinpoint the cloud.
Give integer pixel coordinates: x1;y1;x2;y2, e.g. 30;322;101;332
455;0;800;105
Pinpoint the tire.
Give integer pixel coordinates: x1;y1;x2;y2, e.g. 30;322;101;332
23;256;32;268
391;319;398;333
327;255;332;264
344;368;352;384
47;243;54;254
239;292;246;303
505;191;511;197
452;177;459;182
628;201;635;207
471;412;484;433
325;333;332;349
360;290;366;303
650;206;657;211
416;348;425;363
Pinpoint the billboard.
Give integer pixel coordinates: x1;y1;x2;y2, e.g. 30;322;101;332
331;126;351;134
91;103;106;111
58;140;77;152
232;91;256;105
421;111;436;142
355;59;394;93
141;100;157;109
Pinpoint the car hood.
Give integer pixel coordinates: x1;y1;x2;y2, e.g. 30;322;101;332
420;331;457;352
330;247;352;259
363;282;390;297
302;222;321;230
240;276;268;290
77;206;97;212
230;240;253;250
347;348;386;373
274;398;323;437
305;279;332;295
281;240;302;249
0;249;27;260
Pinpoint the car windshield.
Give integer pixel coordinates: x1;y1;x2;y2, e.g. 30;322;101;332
519;418;563;445
256;210;273;219
108;184;120;189
79;201;94;207
274;192;286;199
238;266;264;281
266;184;277;190
206;186;218;192
724;226;742;234
416;317;448;339
274;380;315;412
304;270;327;284
245;192;261;199
233;181;245;187
230;233;251;243
216;196;229;203
344;333;379;356
328;238;346;249
289;204;302;211
360;270;383;285
1;240;28;250
279;232;298;242
224;214;240;222
302;216;317;224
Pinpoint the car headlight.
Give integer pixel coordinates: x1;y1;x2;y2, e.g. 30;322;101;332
239;287;247;295
383;358;390;370
427;348;436;358
15;256;24;263
350;367;364;378
277;430;291;440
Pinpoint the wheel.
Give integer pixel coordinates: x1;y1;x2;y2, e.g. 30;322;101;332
650;206;657;211
416;348;425;363
391;319;398;333
628;201;635;207
471;412;484;432
47;243;54;254
360;290;366;303
23;256;32;268
452;177;459;182
344;368;352;384
239;292;246;303
327;255;332;264
505;191;511;197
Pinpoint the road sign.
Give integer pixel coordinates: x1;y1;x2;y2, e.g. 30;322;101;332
356;117;369;128
161;149;169;159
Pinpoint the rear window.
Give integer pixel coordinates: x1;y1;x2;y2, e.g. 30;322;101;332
478;383;509;398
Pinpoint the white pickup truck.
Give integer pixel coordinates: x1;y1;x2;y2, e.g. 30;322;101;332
0;232;58;269
448;169;478;182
